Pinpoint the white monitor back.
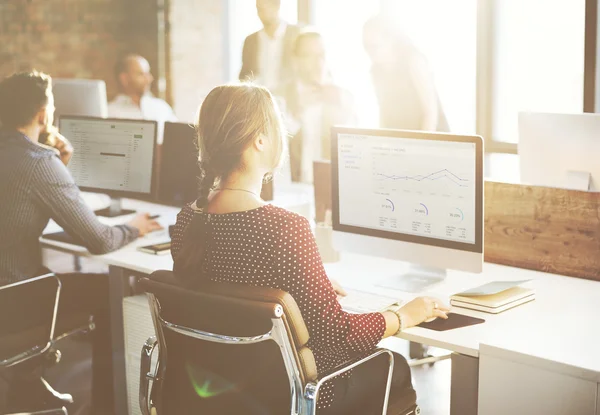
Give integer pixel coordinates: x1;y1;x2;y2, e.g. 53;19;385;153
519;112;600;191
52;79;108;123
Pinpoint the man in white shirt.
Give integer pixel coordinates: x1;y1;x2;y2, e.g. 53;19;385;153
108;54;176;144
276;30;356;183
239;0;301;91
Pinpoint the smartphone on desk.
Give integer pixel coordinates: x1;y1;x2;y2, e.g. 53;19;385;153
137;241;171;255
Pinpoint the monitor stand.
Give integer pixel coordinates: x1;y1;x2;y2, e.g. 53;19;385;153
374;265;447;293
95;197;136;218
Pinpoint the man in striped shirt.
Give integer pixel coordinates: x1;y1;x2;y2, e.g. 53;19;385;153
0;71;161;412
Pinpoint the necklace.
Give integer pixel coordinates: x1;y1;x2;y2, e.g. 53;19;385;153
214;187;261;198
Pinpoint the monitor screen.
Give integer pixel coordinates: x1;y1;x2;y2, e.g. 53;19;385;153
59;117;157;195
334;129;481;249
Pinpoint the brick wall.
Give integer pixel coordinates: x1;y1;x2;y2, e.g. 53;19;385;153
0;0;159;100
0;0;226;114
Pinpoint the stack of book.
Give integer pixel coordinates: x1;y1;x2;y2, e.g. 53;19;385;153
451;280;535;314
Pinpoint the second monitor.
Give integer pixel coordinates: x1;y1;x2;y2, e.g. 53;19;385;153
331;127;483;292
519;112;600;191
59;116;158;217
52;79;108;122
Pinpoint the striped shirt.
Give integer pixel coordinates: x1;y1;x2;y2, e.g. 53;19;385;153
0;130;139;286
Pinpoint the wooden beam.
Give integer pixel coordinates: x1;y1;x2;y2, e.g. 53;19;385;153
298;0;315;25
584;0;599;112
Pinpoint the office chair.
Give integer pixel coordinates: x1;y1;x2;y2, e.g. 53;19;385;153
139;271;420;415
0;274;94;415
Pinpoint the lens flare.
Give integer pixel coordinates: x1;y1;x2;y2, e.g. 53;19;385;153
185;363;236;399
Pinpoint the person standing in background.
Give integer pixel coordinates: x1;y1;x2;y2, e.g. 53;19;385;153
107;54;176;144
276;30;356;183
363;15;449;132
239;0;301;91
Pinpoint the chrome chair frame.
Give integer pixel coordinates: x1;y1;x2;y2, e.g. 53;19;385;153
140;293;396;415
0;274;60;369
1;273;95;415
7;409;68;415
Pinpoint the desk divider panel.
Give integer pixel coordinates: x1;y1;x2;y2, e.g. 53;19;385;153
484;181;600;282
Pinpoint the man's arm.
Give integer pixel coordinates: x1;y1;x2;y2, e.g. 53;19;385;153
32;155;139;254
239;34;256;82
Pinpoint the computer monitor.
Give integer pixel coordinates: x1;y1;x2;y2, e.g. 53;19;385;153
331;127;483;292
519;112;600;191
59;116;157;217
157;122;274;206
52;79;108;123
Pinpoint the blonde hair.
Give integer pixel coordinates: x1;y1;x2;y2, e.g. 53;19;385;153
194;82;285;209
174;82;286;283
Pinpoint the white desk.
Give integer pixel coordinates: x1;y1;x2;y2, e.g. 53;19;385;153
325;253;600;415
478;344;600;415
40;196;600;415
326;253;600;363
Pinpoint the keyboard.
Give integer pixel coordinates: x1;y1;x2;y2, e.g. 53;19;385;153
339;289;403;314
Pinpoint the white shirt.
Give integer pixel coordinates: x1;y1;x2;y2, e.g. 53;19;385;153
258;23;287;91
107;94;177;144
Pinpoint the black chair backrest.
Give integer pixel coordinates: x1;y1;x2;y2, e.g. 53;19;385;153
157;122;199;207
141;276;293;414
0;274;60;366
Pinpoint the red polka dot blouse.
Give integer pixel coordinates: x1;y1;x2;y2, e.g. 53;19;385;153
171;203;386;409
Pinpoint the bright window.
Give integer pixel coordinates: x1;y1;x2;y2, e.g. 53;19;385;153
314;0;381;127
382;0;478;134
492;0;585;143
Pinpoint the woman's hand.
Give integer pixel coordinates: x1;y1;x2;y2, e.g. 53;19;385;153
397;297;450;329
330;279;348;298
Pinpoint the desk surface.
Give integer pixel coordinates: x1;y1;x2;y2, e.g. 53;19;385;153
41;190;313;270
41;194;600;380
325;253;600;380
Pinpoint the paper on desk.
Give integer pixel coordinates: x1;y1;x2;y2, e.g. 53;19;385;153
456;280;531;296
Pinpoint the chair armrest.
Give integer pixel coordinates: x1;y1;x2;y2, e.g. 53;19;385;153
304;348;394;400
140;336;159;415
4;408;68;415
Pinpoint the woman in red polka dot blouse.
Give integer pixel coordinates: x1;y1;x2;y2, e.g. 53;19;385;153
171;83;450;414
